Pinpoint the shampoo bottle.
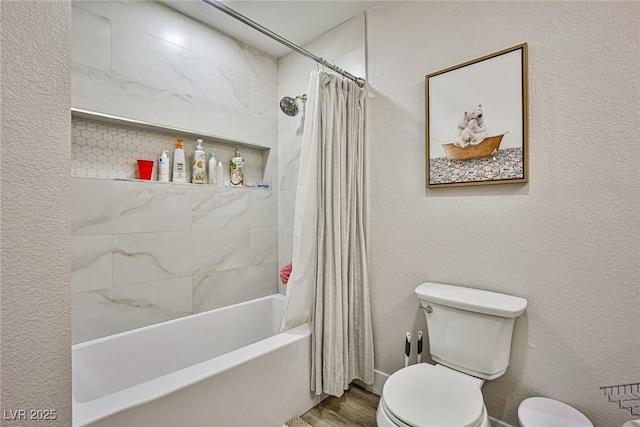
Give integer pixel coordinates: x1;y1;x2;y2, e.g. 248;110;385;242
172;138;186;183
192;139;206;184
216;161;223;187
230;147;244;187
208;151;217;185
158;150;170;182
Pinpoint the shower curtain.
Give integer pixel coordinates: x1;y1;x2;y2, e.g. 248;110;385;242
279;72;321;332
280;71;374;397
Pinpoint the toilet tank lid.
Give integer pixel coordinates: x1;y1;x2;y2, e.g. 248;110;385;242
415;283;527;318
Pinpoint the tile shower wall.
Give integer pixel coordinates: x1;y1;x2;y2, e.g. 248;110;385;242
70;1;279;342
71;177;277;343
276;16;366;293
71;1;278;148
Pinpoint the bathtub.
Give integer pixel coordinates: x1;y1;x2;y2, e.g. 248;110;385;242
72;294;322;427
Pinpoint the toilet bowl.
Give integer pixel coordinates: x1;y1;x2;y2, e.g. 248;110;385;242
518;397;593;427
377;364;489;427
376;283;528;427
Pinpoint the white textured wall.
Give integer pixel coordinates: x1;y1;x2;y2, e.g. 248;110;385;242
277;15;366;293
366;2;639;426
0;0;72;425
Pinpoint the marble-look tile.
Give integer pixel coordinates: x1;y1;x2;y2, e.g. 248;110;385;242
278;226;294;271
250;227;278;265
193;263;278;313
73;0;193;50
189;58;252;111
112;22;196;98
72;6;111;73
192;185;276;230
71;178;192;236
191;21;277;83
243;44;278;84
72;235;112;293
112;229;250;286
278;150;301;191
112;231;190;286
190;97;277;147
72;63;192;130
192;186;251;230
261;148;276;189
250;74;278;117
112;23;253;112
247;189;278;228
72;277;192;343
277;112;306;154
191;21;248;69
278;190;296;229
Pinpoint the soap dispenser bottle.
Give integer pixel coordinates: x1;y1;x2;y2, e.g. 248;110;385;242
230;147;244;187
172;139;186;183
192;139;206;184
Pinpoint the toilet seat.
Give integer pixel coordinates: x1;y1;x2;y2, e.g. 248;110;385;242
518;397;593;427
381;364;485;427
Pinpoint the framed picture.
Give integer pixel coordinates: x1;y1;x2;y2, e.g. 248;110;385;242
426;43;528;188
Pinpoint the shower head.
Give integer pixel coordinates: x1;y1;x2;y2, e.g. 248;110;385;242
279;94;307;116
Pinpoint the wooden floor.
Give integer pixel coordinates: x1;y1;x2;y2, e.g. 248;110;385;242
301;384;380;427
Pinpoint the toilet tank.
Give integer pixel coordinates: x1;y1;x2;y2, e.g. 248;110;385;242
415;283;527;380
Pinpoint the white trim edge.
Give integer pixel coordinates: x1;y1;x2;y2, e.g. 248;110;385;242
353;369;389;396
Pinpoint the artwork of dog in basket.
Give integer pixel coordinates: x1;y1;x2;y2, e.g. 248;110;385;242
453;104;487;148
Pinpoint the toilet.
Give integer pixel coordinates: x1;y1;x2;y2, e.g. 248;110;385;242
377;282;528;427
518;397;593;427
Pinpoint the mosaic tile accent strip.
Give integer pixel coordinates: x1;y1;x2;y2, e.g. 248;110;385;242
71;117;266;185
429;147;524;185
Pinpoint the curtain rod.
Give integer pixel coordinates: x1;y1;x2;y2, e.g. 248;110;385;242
201;0;366;88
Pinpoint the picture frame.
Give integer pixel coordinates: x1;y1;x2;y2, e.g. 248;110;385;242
426;43;528;188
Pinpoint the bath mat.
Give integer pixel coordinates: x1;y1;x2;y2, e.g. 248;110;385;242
282;417;312;427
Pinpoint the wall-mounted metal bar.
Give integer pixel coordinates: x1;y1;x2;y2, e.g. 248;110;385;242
201;0;366;88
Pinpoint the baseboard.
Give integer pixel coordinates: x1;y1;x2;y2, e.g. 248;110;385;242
353;369;389;396
489;416;515;427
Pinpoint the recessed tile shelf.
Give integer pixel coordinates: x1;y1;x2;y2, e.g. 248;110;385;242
71;108;272;186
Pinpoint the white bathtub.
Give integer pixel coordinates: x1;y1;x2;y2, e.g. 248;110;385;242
72;294;322;427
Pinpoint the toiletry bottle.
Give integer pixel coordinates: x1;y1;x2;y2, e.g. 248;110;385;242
216;161;223;187
172;138;186;183
192;139;206;184
208;151;217;185
230;147;244;187
158;150;170;182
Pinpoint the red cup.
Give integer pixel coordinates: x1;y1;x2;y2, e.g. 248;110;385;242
137;159;154;180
